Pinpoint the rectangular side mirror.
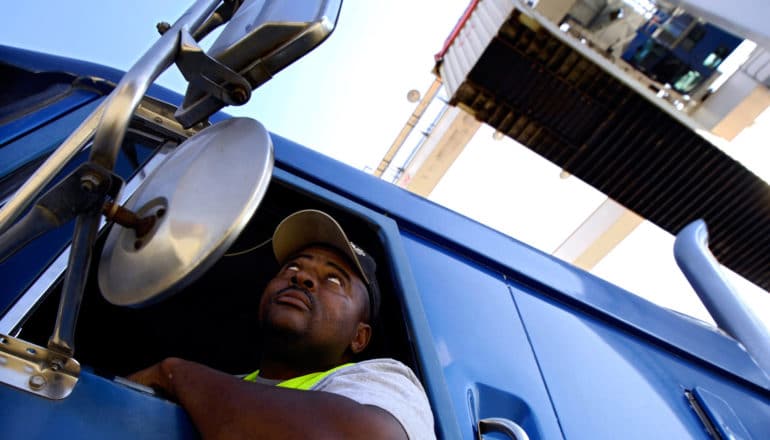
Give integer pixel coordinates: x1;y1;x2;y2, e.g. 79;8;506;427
175;0;342;127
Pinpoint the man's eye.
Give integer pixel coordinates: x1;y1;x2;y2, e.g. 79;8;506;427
327;275;342;286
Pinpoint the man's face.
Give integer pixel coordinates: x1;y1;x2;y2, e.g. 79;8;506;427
259;245;371;361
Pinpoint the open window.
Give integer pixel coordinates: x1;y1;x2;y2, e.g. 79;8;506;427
16;171;417;378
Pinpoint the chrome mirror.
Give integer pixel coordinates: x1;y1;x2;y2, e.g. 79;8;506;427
98;117;273;307
175;0;342;127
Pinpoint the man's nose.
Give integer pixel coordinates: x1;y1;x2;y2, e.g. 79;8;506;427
290;271;315;290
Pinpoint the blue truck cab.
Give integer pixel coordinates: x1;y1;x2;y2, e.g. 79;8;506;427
1;1;769;438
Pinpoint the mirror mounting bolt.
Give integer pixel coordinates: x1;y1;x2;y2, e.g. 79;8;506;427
230;86;249;104
48;357;66;372
29;375;47;390
102;201;157;238
80;173;103;193
157;21;172;35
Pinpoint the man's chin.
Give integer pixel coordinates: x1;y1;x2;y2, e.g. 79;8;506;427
260;309;310;337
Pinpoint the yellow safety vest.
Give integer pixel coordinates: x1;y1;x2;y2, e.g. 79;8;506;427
242;363;354;390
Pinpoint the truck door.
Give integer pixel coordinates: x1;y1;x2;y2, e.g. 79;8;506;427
401;233;564;440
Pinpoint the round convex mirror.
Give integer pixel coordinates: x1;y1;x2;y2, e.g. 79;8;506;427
98;117;273;307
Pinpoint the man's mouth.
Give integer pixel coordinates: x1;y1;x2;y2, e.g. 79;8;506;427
274;288;312;311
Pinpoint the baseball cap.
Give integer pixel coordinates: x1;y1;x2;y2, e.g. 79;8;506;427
272;209;381;323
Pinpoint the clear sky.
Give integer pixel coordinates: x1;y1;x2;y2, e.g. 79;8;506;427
4;1;769;329
2;0;470;169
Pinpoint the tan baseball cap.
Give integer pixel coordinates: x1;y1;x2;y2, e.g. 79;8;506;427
272;209;380;322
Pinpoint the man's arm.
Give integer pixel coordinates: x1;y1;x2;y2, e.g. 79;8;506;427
128;358;408;440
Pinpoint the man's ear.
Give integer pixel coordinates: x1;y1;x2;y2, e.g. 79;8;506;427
350;322;372;354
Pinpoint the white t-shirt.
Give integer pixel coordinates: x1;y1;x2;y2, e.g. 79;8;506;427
312;358;436;440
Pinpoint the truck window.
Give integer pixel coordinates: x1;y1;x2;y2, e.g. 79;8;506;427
16;175;417;379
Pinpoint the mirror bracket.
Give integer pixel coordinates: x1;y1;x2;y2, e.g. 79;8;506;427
0;162;123;264
174;29;252;127
0;333;80;400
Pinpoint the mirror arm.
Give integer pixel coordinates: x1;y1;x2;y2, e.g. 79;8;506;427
45;166;122;357
89;0;222;171
47;211;100;356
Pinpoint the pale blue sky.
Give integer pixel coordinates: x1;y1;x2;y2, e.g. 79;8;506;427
2;0;470;169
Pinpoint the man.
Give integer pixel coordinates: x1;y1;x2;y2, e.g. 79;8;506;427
129;209;436;439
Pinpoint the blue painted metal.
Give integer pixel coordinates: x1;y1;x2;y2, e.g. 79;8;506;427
0;45;184;109
1;46;125;86
0;369;197;439
511;287;770;439
692;387;753;439
400;231;564;440
675;220;770;377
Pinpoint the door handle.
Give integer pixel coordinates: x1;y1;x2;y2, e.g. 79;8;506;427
478;417;530;440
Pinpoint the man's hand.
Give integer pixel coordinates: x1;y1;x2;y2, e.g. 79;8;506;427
127;358;179;401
